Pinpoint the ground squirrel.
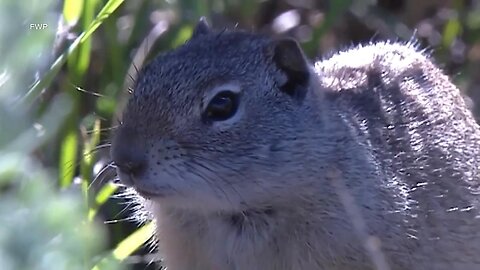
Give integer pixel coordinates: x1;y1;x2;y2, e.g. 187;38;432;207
111;18;480;270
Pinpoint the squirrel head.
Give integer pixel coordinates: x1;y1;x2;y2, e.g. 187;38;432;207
112;18;324;212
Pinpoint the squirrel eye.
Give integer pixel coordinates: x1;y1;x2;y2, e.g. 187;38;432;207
204;91;239;122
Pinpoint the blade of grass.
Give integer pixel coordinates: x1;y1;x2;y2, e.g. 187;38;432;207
80;118;101;204
63;0;84;26
68;0;98;78
59;127;78;188
60;25;82;192
82;120;101;175
92;222;155;270
102;10;123;87
88;181;118;221
60;0;99;189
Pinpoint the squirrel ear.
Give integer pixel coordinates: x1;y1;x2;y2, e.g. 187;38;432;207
270;38;310;101
191;17;211;39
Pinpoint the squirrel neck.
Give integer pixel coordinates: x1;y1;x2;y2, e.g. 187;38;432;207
152;196;374;270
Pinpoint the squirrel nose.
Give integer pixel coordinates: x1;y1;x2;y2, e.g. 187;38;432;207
111;126;146;176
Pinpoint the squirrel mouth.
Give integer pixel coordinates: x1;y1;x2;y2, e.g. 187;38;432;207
132;180;174;199
116;170;169;199
133;186;167;199
116;170;134;186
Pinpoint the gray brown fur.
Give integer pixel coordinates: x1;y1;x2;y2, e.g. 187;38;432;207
111;20;480;270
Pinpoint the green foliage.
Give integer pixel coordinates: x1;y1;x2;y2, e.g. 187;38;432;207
0;0;143;269
0;153;118;270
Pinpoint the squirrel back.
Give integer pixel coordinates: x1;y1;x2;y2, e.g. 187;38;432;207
111;19;480;270
317;42;480;268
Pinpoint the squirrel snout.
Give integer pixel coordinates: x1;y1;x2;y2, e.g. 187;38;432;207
111;126;147;177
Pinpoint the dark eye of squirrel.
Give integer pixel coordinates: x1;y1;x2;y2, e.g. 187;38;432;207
204;91;238;122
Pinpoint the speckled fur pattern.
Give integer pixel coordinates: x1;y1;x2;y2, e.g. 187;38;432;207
111;25;480;270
